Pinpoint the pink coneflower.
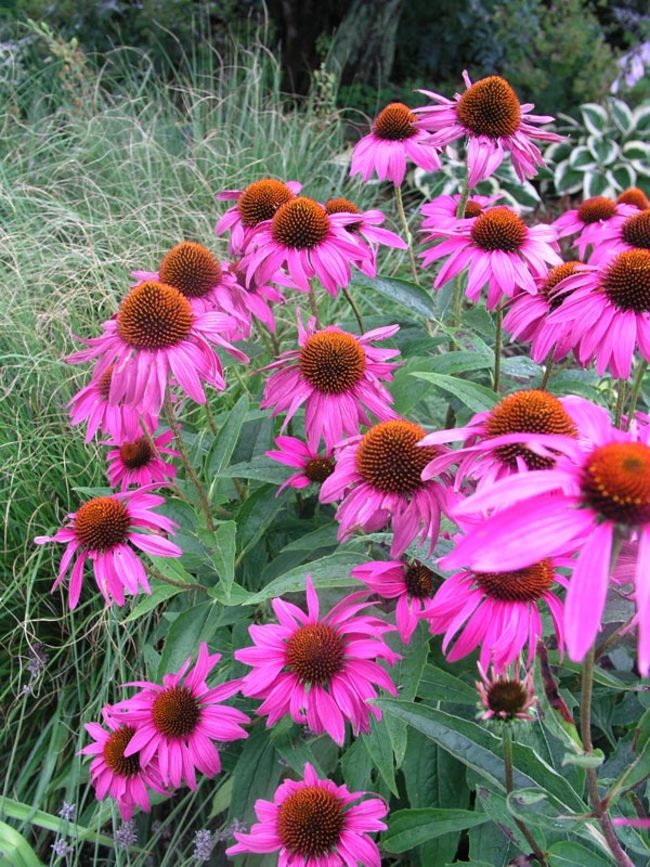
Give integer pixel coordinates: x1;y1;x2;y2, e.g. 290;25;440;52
266;436;334;495
617;187;650;210
79;708;166;819
66;280;248;416
68;364;157;443
350;102;441;186
589;207;650;264
426;542;568;670
235;577;399;745
502;261;583;363
476;663;537;722
553;196;636;259
260;315;400;450
446;412;650;671
34;488;181;608
131;241;251;337
420;192;498;228
419;390;588;492
104;419;178;491
421;205;560;310
414;72;562;185
225;258;287;334
320;419;452;558
351;558;439;644
110;643;249;790
215;178;302;256
226;762;387;866
242;196;371;297
546;249;650;379
324;197;407;277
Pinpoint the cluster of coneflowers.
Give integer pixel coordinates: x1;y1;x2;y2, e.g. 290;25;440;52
35;70;650;864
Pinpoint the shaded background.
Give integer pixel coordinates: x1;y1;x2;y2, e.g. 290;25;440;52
1;0;649;118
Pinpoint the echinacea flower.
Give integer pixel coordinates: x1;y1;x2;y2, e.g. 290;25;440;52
79;708;166;819
110;642;249;790
261;315;400;450
324;197;407;276
420;192;498;228
225;257;288;334
320;419;452;558
546;249;650;379
618;187;650;210
427;541;568;670
266;435;334;494
502;261;583;363
104;419;178;491
34;488;181;608
351;558;439;644
553;196;636;259
226;762;387;866
419;390;589;492
68;364;157;443
589;207;650;264
215;178;302;256
476;662;537;722
235;576;399;744
446;410;650;671
414;72;562;185
131;241;251;336
243;196;372;297
67;280;248;416
350;102;441;186
421;205;561;309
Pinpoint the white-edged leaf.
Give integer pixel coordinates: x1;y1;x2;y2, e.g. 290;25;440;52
606;165;636;192
568;146;597;170
622;139;650;162
583;171;610;199
609;97;634;135
580;103;608;135
554;159;584;194
587;135;619;167
633;105;650;135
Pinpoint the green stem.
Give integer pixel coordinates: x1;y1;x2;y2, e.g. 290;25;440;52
493;305;503;393
540;353;554;391
580;647;635;866
455;175;470;218
204;400;218;436
451;175;471;322
394;183;419;285
163;393;214;532
625;358;648;431
309;283;321;328
502;729;548;865
342;284;365;332
614;379;627;429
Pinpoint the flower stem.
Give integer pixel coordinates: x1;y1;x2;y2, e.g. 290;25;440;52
455;176;470;219
204;399;218;436
614;379;627;429
580;647;635;866
493;305;503;393
502;729;548;865
309;283;321;328
394;183;419;285
342;284;365;332
451;175;471;323
625;358;648;431
540;353;554;391
163;393;215;532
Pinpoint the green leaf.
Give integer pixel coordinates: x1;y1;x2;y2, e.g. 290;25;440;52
383;808;489;853
351;273;434;318
622;140;650;163
375;700;586;811
0;798;117;850
587;135;619;167
245;551;361;604
384;625;429;767
235;484;287;558
0;822;43;867
548;841;613;866
568;146;596;170
363;717;399;796
410;371;497;413
583;170;611;199
562;749;604;769
211;520;237;597
633;105;650;135
607;165;636;192
428;350;493;376
123;582;184;622
207;394;249;478
220;456;290;485
157;601;219;679
417;664;478;705
606;737;650;805
554;159;584;195
610;97;634;135
228;724;281;825
580;102;608;135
